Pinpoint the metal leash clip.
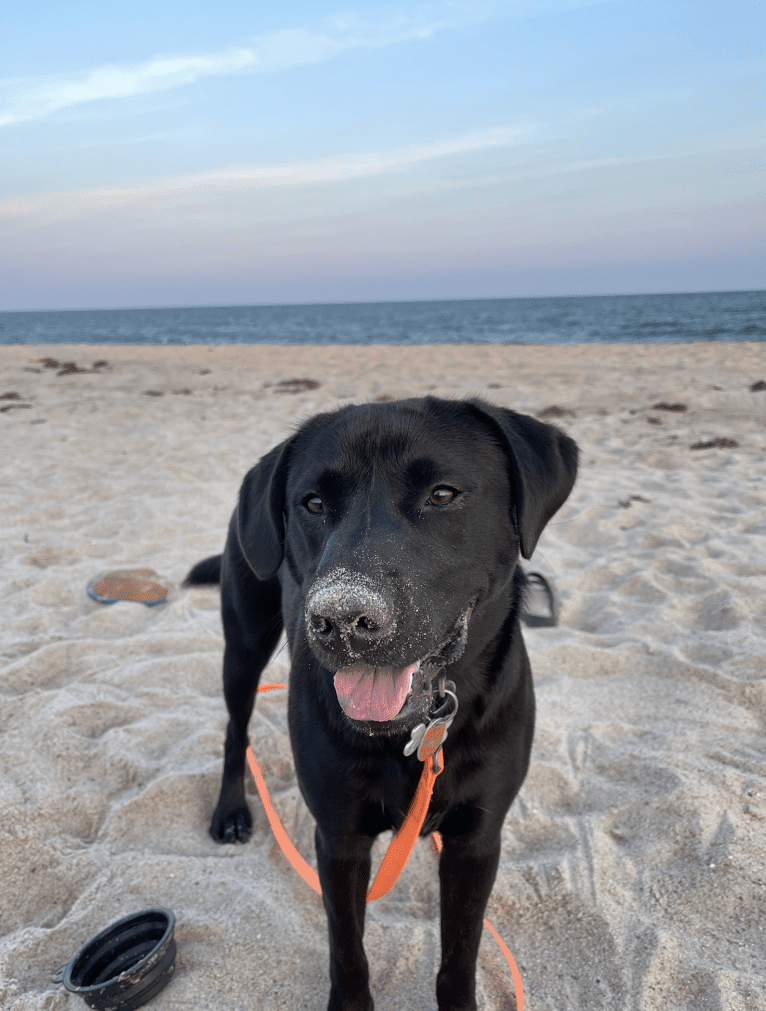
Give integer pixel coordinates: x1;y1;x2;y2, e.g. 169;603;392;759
403;679;458;769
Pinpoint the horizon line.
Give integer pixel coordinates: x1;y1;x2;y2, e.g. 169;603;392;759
2;287;763;315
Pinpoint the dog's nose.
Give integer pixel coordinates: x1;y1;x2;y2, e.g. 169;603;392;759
306;569;394;651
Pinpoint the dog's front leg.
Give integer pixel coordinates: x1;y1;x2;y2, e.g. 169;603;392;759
210;567;283;844
315;828;375;1011
436;834;502;1011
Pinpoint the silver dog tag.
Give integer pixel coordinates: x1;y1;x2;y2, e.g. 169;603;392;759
403;724;427;757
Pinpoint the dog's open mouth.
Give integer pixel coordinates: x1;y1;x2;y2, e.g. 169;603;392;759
334;661;420;722
333;604;473;731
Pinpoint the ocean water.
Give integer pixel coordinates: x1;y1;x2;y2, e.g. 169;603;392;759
1;290;764;346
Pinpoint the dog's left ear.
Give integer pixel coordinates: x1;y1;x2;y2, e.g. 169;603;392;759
470;401;578;559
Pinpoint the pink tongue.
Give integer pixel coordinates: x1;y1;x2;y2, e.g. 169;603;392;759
334;662;417;722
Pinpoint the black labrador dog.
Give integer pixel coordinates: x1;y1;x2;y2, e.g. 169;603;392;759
186;396;577;1011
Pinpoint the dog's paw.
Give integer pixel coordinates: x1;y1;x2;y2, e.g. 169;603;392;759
209;804;252;844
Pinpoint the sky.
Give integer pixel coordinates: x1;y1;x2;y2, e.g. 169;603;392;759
1;0;764;311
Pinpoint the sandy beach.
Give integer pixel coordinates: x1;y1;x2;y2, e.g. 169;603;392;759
1;340;765;1011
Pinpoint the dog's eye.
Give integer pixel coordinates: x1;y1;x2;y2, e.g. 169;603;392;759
428;487;455;507
305;496;324;515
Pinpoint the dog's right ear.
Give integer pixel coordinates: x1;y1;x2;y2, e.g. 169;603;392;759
236;438;293;581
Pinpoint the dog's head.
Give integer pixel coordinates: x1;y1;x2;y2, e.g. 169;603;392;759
236;397;577;736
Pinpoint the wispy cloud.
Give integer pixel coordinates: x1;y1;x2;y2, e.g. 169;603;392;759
0;0;613;127
0;127;528;220
248;5;495;71
0;5;493;127
0;49;258;127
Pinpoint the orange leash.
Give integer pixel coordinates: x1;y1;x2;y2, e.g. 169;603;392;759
246;683;442;901
248;683;524;1009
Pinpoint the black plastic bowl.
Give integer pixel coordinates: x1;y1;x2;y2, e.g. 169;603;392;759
55;908;176;1010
